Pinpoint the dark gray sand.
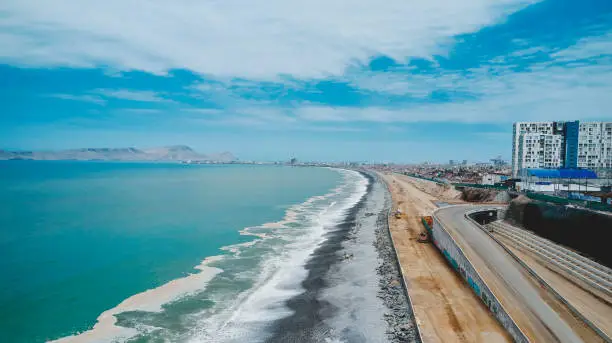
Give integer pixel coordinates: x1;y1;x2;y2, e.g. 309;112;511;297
267;172;419;343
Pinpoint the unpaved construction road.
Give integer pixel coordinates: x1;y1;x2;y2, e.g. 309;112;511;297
380;173;510;343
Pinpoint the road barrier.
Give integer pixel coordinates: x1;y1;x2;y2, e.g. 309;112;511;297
429;207;529;343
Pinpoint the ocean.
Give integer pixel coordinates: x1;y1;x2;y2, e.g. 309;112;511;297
0;161;373;342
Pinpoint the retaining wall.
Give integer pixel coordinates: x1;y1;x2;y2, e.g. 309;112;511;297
428;211;528;343
506;198;612;268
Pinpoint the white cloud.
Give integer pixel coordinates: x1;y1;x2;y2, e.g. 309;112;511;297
48;93;106;105
0;0;537;79
93;89;172;102
298;63;612;124
550;33;612;61
334;36;612;124
48;89;173;104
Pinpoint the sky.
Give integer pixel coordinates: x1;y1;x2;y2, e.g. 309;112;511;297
1;0;611;163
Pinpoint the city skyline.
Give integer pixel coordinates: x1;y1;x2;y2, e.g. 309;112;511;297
2;0;612;162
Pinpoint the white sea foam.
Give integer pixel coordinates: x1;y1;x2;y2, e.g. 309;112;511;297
220;239;260;255
50;256;223;343
188;169;369;342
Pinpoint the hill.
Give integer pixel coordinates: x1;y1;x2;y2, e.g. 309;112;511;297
0;146;236;162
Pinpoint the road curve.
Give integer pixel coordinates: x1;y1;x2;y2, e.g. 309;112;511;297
434;204;586;343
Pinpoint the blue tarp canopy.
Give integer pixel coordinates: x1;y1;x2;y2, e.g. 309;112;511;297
525;168;598;179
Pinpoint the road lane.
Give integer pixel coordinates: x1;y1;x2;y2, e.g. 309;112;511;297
435;205;586;343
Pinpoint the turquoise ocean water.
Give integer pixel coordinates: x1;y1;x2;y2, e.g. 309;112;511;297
0;161;358;342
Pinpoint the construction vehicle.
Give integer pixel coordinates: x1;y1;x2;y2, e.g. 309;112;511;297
394;209;403;219
419;216;433;243
417;231;430;243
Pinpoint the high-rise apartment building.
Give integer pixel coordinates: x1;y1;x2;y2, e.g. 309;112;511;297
512;121;612;176
578;122;612;169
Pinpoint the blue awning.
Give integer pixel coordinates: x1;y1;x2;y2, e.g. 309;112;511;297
525;169;598;179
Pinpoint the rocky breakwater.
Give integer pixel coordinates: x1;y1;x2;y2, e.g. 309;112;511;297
373;174;420;342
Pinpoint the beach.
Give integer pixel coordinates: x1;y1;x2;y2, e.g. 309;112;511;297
267;171;419;343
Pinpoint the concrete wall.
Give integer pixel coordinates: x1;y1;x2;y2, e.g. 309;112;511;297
428;214;528;343
506;198;612;268
517;182;601;192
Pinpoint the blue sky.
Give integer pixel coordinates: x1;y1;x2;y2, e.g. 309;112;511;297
1;0;611;162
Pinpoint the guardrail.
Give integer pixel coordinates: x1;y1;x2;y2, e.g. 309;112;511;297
453;183;509;191
466;209;612;343
376;172;424;343
430;206;529;343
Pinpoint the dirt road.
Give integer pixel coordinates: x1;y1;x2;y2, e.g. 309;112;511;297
380;173;510;343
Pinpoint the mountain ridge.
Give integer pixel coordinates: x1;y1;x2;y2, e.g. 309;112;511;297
0;146;236;162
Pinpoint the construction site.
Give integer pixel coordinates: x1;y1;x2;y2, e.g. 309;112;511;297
373;170;612;343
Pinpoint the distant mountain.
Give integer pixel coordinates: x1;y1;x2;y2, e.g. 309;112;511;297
0;146;236;162
142;145;203;161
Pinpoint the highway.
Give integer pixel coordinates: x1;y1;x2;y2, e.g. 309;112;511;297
434;204;599;343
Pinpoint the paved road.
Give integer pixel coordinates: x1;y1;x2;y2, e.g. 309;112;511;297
435;204;585;343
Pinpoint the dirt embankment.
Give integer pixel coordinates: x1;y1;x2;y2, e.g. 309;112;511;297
460;187;511;203
404;176;511;204
399;177;462;201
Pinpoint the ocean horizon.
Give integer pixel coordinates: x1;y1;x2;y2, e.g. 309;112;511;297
0;161;366;342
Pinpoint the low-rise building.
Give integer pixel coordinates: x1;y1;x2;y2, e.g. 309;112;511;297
481;173;509;185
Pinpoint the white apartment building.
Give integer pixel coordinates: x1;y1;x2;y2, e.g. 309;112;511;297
512;122;561;176
512;121;612;176
516;133;564;171
578;122;612;169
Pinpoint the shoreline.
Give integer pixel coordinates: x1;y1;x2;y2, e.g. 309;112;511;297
267;170;419;342
267;171;374;342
